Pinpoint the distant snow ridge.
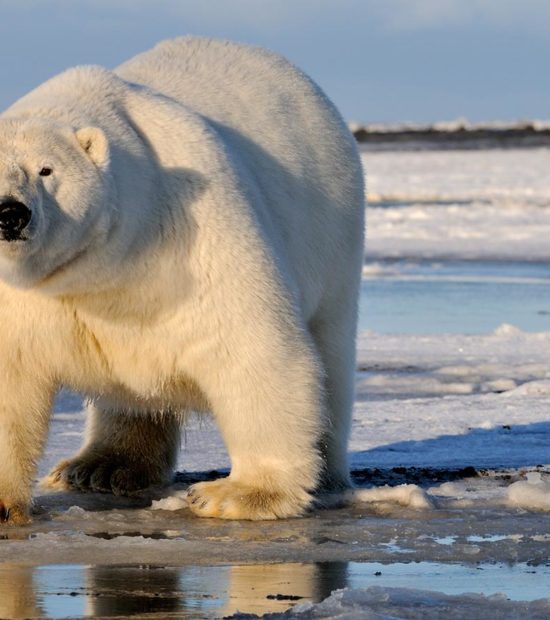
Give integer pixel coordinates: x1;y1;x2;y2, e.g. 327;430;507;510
350;118;550;150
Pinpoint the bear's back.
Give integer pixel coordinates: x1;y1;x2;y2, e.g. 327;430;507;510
116;37;340;147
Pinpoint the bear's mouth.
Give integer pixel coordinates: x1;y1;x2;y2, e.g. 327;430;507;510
0;231;30;242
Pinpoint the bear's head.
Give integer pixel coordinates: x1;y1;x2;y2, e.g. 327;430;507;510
0;118;113;289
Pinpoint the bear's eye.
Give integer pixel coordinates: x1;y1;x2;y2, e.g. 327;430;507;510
39;167;53;177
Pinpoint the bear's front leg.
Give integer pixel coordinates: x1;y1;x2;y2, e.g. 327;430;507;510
0;366;54;525
187;333;324;520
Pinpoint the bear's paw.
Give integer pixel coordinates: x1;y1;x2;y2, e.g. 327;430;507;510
186;478;312;520
43;455;167;497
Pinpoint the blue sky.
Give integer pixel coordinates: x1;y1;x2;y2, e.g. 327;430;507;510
0;0;546;123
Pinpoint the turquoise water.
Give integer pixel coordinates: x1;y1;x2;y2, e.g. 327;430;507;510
360;260;550;334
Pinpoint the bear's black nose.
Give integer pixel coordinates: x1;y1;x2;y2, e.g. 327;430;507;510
0;200;32;241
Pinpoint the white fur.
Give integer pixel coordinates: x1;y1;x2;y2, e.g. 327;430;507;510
0;37;364;522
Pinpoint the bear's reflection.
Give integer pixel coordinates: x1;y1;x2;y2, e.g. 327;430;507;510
0;561;349;618
217;561;349;617
0;564;42;620
85;566;182;617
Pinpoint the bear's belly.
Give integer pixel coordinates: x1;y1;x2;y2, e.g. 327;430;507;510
95;370;210;414
68;321;210;413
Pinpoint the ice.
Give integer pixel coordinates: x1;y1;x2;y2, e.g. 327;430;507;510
508;472;550;511
150;491;189;511
289;586;550;619
349;484;433;510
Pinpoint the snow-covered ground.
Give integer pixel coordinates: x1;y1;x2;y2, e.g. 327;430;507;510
365;147;550;261
2;147;550;618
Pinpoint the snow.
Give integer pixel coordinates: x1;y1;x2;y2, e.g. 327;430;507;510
289;586;550;619
150;491;189;511
3;144;550;617
349;484;433;510
508;472;550;511
364;147;550;261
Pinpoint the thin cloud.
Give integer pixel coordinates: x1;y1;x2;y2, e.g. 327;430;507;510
367;0;550;33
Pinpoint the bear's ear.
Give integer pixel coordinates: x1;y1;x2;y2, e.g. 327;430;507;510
75;127;109;169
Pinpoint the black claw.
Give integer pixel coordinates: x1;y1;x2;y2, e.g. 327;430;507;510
200;500;208;509
0;504;10;523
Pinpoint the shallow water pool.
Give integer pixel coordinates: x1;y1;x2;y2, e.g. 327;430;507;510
2;561;548;619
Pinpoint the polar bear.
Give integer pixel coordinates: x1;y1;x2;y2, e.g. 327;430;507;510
0;37;364;524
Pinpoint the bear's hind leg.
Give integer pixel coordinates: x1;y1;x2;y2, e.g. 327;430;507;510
310;299;358;492
44;403;180;496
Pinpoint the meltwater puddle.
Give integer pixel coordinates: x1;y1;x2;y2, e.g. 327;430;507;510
1;561;549;619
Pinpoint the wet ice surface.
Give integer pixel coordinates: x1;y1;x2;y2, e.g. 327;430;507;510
3;147;550;618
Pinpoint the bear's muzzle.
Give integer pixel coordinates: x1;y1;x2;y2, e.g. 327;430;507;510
0;199;32;241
